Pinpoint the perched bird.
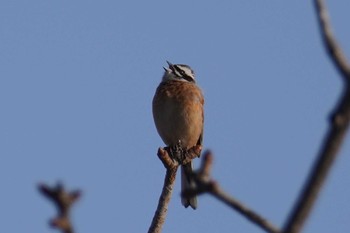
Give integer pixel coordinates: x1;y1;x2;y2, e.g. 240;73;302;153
152;61;204;209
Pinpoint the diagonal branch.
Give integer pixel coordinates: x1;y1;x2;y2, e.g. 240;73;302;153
283;1;350;233
183;151;281;233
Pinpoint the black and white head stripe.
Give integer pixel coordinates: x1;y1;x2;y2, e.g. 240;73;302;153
166;61;196;83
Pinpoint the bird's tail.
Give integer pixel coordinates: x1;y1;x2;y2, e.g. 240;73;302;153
181;162;197;209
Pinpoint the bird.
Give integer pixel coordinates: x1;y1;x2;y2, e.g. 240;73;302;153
152;61;204;209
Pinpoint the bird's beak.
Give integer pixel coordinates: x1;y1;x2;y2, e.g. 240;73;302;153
166;60;173;67
166;60;175;72
163;66;171;72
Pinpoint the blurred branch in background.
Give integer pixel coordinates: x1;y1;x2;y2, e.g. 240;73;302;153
38;182;81;233
283;0;350;233
183;151;281;233
314;0;350;79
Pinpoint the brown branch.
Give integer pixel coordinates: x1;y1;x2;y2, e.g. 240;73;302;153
148;148;179;233
283;1;350;233
314;0;350;80
148;145;201;233
183;151;281;233
38;182;81;233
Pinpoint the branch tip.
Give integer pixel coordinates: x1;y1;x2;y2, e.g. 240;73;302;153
157;147;178;170
38;182;81;233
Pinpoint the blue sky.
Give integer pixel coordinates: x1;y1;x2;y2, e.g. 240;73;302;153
1;1;349;233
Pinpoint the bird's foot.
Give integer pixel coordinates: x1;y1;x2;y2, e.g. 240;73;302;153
165;140;184;163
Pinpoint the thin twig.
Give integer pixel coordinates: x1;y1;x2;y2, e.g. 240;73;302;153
283;1;350;233
210;183;280;233
183;151;281;233
314;0;350;80
38;182;81;233
148;148;179;233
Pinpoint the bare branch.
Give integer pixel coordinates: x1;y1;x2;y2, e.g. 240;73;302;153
38;182;81;233
283;1;350;233
284;91;350;233
148;148;179;233
183;151;281;233
314;0;350;80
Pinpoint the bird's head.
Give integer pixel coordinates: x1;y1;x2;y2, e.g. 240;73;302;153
162;61;196;83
